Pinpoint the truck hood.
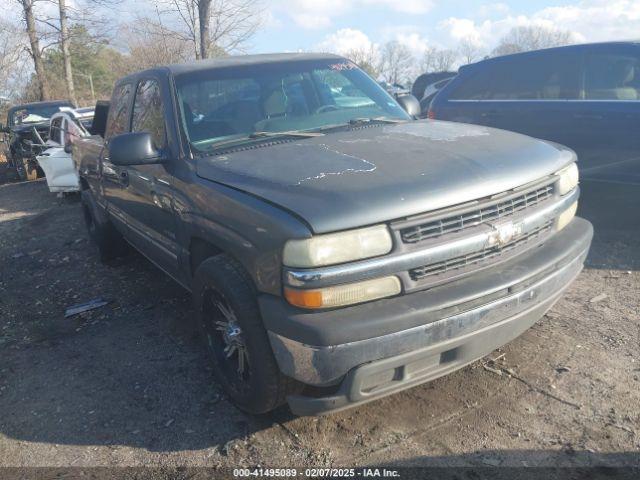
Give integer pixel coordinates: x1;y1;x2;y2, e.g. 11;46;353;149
196;120;575;234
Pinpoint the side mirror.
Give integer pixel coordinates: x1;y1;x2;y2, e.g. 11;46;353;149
64;143;73;154
108;132;164;166
396;94;421;118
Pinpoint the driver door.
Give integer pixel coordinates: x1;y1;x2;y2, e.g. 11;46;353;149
123;77;180;276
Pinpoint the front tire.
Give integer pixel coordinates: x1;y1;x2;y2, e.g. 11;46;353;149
193;255;301;414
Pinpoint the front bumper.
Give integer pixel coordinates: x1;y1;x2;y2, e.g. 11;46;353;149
261;218;592;415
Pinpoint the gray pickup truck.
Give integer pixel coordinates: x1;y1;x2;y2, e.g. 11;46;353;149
75;53;592;415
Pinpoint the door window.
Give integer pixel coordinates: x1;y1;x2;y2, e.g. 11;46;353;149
50;117;63;144
451;53;580;100
584;52;640;100
105;83;133;140
132;79;166;150
65;118;84;147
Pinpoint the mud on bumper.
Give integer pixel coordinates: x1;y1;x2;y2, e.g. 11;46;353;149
262;218;593;415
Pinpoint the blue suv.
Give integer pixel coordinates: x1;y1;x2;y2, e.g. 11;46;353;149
428;42;640;157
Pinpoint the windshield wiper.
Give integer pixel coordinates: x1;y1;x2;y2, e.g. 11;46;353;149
208;130;324;151
312;117;408;133
250;130;325;139
349;116;407;125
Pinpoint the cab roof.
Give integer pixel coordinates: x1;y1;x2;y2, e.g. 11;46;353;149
116;52;346;85
8;100;73;113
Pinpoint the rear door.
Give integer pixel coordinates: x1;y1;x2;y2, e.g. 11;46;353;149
573;44;640;174
437;50;583;146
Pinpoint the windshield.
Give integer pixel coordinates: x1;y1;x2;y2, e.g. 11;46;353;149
175;59;410;151
9;103;72;126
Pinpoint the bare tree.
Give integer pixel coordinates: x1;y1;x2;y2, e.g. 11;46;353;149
15;0;50;100
420;46;457;73
458;38;482;65
121;18;194;71
154;0;262;59
379;40;414;85
58;0;77;105
419;46;437;73
344;46;379;78
493;25;575;57
198;0;211;59
0;20;29;101
13;0;118;103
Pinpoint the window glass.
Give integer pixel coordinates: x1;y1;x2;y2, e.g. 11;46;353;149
584;52;640;100
132;79;166;149
105;83;133;140
50;117;63;144
9;102;72;126
65;118;84;146
311;68;374;110
451;54;580;100
175;59;408;150
179;78;261;142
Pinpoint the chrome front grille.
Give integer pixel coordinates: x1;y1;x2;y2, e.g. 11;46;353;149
409;221;554;282
284;187;578;292
400;183;554;244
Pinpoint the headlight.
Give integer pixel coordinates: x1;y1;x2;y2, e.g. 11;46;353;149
283;224;393;268
556;201;578;231
556;163;579;195
284;276;401;309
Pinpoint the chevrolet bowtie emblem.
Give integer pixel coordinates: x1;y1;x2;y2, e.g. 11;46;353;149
487;221;522;247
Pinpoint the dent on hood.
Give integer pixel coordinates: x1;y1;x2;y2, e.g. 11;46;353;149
387;121;491;142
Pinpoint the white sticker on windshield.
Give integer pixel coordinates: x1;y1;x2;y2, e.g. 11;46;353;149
329;62;357;71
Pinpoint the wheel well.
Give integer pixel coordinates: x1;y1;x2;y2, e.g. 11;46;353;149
189;237;223;277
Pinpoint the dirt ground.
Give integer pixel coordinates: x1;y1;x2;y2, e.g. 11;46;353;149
0;154;639;472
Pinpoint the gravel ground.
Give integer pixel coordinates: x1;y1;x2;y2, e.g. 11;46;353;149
0;156;638;472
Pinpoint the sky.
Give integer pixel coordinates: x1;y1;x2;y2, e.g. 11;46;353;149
11;0;640;60
246;0;640;57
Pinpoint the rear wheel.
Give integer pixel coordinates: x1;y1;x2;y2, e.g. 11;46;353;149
81;189;128;263
23;159;38;181
14;156;26;181
193;255;301;414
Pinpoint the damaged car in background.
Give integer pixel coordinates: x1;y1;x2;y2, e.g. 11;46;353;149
35;108;94;194
0;100;74;181
75;53;592;415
